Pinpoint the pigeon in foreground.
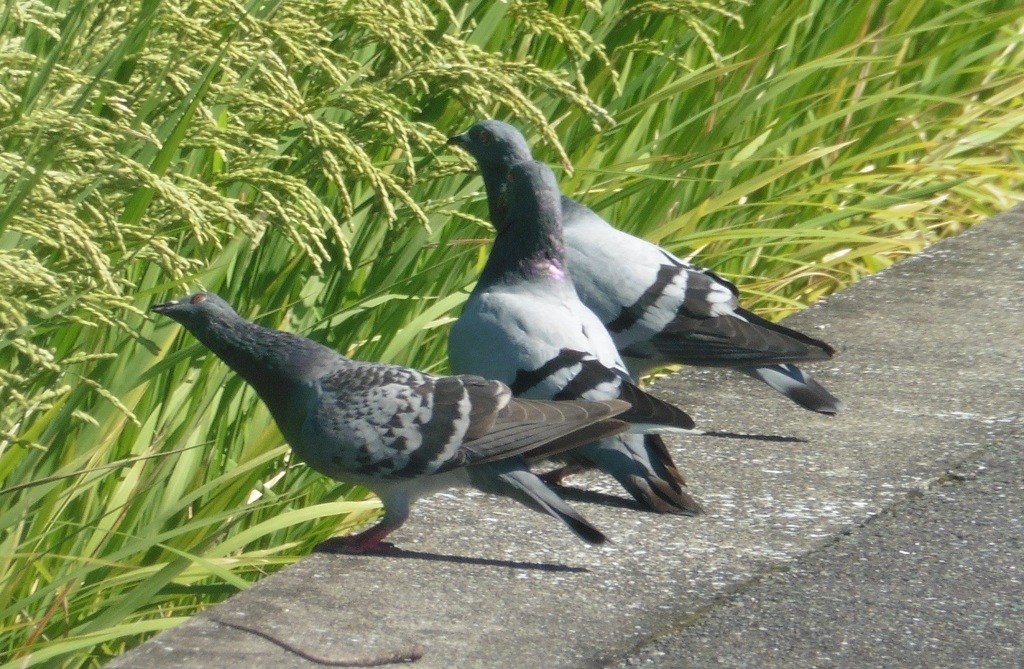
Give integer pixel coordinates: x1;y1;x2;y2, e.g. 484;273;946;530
152;292;634;551
448;120;844;414
449;160;703;515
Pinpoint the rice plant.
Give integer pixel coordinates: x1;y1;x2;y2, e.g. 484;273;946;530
1;0;1022;666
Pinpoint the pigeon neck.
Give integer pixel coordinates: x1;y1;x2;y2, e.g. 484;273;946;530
481;165;510;231
190;315;326;407
480;197;569;287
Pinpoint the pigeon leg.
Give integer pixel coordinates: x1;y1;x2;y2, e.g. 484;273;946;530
536;463;589;487
316;498;409;554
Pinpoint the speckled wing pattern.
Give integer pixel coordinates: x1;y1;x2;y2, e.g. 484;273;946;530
152;289;626;548
304;362;629;481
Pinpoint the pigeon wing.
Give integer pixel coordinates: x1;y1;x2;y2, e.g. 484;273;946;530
304;365;628;479
302;363;473;480
461;396;632;465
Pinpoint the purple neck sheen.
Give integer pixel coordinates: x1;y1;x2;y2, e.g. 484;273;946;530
530;256;565;281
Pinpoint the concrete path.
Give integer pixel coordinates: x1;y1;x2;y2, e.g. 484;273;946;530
108;205;1024;669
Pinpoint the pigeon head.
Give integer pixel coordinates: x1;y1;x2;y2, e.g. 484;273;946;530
447;120;533;172
151;291;241;334
151;290;336;408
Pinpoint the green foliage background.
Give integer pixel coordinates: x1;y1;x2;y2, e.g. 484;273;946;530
1;0;1022;665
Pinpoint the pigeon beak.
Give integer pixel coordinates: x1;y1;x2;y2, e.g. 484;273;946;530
447;133;468;148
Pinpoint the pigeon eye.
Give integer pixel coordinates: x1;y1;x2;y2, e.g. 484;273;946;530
478;130;492;144
191;293;208;304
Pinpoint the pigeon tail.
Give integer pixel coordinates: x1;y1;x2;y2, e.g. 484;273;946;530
576;434;704;515
742;364;845;414
733;308;837;358
468;459;607;545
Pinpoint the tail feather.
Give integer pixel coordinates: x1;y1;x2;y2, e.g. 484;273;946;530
468;459;608;545
743;364;845;414
575;434;703;515
734;308;836;357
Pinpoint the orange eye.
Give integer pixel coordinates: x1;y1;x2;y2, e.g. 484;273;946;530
191;293;207;304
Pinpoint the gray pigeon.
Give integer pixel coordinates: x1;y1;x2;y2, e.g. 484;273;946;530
448;160;703;515
152;292;634;551
448;120;844;414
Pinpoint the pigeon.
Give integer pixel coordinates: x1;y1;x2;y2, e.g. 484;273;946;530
151;291;635;551
448;160;703;515
448;120;844;414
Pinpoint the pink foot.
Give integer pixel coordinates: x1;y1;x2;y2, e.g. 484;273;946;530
315;523;398;554
537;464;586;487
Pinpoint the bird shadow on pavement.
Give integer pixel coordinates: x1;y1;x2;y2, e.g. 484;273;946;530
544;485;649;511
698;430;807;443
312;542;590;573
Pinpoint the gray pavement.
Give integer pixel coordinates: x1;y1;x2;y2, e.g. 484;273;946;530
616;430;1024;668
108;205;1024;669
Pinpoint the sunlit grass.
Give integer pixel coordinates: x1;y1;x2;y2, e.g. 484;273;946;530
2;0;1023;666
